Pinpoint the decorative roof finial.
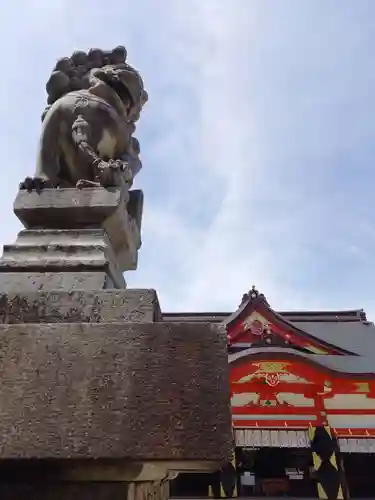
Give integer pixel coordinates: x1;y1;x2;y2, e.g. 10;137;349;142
249;285;259;299
240;285;260;305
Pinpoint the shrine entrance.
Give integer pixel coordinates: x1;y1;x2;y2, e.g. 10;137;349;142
342;452;375;498
237;446;316;497
170;444;316;498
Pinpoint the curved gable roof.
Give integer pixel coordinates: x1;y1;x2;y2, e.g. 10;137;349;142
225;286;355;355
229;346;375;377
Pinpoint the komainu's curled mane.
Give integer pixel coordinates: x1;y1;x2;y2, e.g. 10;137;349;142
21;46;148;190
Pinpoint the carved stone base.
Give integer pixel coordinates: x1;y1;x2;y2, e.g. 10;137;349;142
0;228;125;290
0;289;160;324
13;187;143;273
0;271;115;292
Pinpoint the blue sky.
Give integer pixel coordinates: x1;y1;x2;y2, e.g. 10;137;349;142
1;0;375;315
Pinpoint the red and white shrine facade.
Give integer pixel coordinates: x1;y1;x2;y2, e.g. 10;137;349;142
167;287;375;498
225;287;375;454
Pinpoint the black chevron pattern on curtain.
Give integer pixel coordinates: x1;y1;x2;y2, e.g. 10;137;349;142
308;426;349;500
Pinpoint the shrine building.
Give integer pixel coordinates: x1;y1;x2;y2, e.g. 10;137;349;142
169;286;375;499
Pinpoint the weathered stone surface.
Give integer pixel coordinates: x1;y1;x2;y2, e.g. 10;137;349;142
0;228;125;289
14;188;123;228
13;188;142;272
0;322;232;463
103;189;143;271
0;289;160;323
0;271;114;292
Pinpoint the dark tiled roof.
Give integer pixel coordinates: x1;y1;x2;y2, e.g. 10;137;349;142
163;309;375;375
163;309;367;324
229;347;375;375
295;321;375;358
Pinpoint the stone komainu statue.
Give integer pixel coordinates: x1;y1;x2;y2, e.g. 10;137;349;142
21;46;148;190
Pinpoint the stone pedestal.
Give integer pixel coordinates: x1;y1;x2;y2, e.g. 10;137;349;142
0;187;143;291
0;188;233;499
0;228;125;289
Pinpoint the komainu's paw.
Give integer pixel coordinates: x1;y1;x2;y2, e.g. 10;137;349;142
95;159;124;187
19;177;51;192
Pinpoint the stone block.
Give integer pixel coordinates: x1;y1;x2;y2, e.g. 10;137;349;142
14;188;124;228
0;229;125;288
0;289;161;323
13;187;142;272
0;322;232;465
0;271;114;292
